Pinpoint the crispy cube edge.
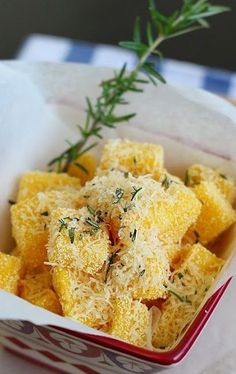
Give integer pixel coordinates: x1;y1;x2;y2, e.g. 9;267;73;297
193;181;236;244
17;171;81;202
0;252;22;294
110;297;149;347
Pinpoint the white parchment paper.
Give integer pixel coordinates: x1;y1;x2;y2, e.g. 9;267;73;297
0;62;235;357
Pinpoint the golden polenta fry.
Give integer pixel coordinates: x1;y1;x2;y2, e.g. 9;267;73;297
110;297;149;347
108;228;169;301
98;139;164;179
152;243;225;349
52;267;112;329
17;171;81;202
20;265;52;299
0;252;22;294
192;181;236;244
20;265;62;314
186;164;236;205
11;189;81;269
48;207;110;275
29;289;62;314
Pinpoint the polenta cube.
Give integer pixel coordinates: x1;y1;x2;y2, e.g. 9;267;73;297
17;171;81;202
152;243;224;349
68;153;97;185
11;189;81;269
109;229;169;300
20;265;62;314
110;297;149;347
48;207;110;275
186;164;236;205
0;252;22;294
20;265;52;300
29;289;62;314
192;181;236;244
152;179;201;243
98;139;164;179
52;267;112;329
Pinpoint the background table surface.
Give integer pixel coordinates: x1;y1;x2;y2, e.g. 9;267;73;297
1;36;236;374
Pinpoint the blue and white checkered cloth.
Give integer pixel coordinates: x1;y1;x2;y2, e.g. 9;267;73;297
17;34;236;99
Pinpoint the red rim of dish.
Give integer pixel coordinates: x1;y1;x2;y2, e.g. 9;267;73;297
49;277;232;366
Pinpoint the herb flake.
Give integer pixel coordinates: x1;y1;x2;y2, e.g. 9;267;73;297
113;188;124;204
169;290;192;304
131;186;142;201
130;228;137;242
104;250;120;283
162;175;172;191
139;269;146;277
8;200;16;205
41;211;49;216
87;205;96;216
69;227;75;244
85;217;100;230
59;218;68;232
184;170;190;186
219;173;228;180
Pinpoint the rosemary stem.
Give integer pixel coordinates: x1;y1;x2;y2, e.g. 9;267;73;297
133;36;164;74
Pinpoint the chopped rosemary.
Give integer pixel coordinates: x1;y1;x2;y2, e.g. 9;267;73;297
133;156;137;165
139;269;146;277
123;203;133;213
8;199;16;205
194;230;200;243
177;273;184;280
219;173;228;180
58;218;68;232
104;250;120;283
162;175;172;191
131;186;142;201
169;290;192;304
74;162;89;175
96;210;104;223
184;170;190;186
87;205;96;216
130;228;137;242
113;188;124;204
124;171;129;178
69;227;75;244
85;217;100;230
48;1;229;172
40;211;49;216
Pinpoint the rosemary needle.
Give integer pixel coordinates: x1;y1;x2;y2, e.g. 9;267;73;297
48;1;229;172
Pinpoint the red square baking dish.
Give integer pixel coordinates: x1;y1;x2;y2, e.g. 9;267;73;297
0;62;236;374
0;278;232;374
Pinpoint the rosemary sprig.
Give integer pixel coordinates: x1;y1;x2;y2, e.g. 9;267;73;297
48;0;229;172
